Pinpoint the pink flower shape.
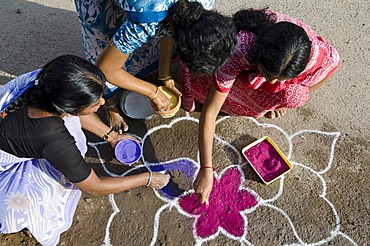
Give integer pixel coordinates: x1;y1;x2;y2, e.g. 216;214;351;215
178;167;257;238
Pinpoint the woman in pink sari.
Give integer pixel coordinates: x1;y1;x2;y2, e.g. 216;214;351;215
180;9;341;203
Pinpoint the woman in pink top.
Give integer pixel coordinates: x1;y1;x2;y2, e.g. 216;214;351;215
182;9;341;204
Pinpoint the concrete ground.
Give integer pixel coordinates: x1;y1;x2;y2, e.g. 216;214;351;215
0;0;369;245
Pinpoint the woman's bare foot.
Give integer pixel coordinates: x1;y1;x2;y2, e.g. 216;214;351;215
265;108;287;119
104;99;129;133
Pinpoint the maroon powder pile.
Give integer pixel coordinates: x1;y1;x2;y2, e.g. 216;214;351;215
244;140;290;182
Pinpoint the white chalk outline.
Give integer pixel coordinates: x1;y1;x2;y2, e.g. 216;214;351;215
87;113;357;246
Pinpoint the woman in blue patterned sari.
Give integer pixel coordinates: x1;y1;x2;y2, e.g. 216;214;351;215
74;0;236;132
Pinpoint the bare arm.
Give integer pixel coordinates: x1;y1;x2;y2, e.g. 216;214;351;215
158;35;182;96
79;114;138;147
159;35;174;80
75;169;169;196
194;85;229;203
78;113;170;194
96;40;170;111
199;86;229;168
79;113;112;140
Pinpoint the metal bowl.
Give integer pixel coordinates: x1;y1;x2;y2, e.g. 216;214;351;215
119;90;155;120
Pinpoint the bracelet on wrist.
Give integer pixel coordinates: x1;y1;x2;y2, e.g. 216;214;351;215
150;87;159;101
146;170;153;188
158;75;172;81
103;127;115;141
200;166;215;170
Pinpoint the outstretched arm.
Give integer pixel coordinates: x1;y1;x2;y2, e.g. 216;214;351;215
79;113;113;140
194;85;229;204
96;40;170;111
79;114;136;147
75;168;170;196
159;35;182;96
78;113;170;194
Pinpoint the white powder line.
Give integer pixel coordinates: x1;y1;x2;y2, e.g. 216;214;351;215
102;194;120;246
86;115;356;246
263;202;306;244
336;231;358;246
149;203;171;246
288;130;340;174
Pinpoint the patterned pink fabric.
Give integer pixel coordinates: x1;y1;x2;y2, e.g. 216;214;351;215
180;11;341;118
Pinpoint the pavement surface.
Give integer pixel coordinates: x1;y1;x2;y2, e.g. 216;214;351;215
0;0;369;245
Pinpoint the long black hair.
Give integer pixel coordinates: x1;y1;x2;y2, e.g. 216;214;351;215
170;0;237;75
233;9;312;79
6;55;105;115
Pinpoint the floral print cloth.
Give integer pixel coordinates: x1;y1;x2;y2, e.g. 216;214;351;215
74;0;215;98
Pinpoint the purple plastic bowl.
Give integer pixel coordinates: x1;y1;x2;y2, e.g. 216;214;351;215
115;139;142;165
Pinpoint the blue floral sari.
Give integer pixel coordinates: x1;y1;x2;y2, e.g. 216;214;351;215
74;0;215;98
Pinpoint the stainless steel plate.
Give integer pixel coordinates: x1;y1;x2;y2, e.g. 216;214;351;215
120;90;155;120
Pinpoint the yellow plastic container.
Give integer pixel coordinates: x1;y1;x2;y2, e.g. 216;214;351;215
241;136;293;185
152;86;181;118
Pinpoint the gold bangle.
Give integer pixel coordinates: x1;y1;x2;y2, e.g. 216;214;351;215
158;75;172;81
150;87;159;101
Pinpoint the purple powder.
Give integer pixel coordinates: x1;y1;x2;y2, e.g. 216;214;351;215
244;140;290;182
115;139;142;165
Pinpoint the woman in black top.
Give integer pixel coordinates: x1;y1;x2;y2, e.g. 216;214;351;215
0;55;169;245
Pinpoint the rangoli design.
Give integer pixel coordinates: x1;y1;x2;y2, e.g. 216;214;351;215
179;167;257;238
88;113;357;246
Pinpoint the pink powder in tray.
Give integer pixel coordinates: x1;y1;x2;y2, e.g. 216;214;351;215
244;139;291;183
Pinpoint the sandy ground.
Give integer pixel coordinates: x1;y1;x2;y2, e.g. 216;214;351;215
0;0;369;245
